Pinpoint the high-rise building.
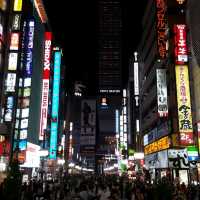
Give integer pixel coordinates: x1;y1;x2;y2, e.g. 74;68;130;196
96;0;122;173
98;0;122;94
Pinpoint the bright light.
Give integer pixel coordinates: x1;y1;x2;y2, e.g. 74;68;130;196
68;162;75;168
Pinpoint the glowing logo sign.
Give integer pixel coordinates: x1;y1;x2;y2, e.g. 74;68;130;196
13;0;22;11
49;51;61;159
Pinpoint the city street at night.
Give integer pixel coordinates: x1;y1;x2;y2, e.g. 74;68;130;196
0;0;200;199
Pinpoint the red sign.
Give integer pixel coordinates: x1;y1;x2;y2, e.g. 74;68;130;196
180;132;193;146
43;32;52;79
156;0;167;59
174;25;188;64
39;32;52;140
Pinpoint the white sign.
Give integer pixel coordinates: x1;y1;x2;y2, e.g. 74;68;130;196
39;79;49;140
20;118;28;129
6;73;16;92
134;62;139;95
157;69;168;117
168;149;189;168
8;53;18;70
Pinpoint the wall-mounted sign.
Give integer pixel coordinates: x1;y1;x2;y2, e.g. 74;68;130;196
144;136;170;155
8;52;18;70
156;0;167;59
4;96;14;121
24;20;34;77
5;73;16;92
12;14;21;30
13;0;22;12
134;62;139;95
39;32;52;140
10;33;19;50
175;65;193;145
174;25;188;64
157;69;168;117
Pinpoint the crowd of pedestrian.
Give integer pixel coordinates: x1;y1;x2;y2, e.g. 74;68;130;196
0;173;200;200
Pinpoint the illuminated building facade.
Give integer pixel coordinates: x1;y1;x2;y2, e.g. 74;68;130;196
0;0;55;171
138;0;198;183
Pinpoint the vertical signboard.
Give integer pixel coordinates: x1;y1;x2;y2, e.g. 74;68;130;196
134;62;139;95
175;65;193;145
39;32;52;140
49;51;61;159
156;0;167;59
174;24;188;64
197;122;200;154
156;69;168;117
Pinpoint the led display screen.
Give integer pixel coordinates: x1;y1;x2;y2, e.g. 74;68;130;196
49;51;61;159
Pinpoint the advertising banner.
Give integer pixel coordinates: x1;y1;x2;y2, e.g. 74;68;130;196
49;51;61;159
157;69;168;117
174;24;188;64
10;33;19;50
175;65;193;145
8;53;18;70
39;32;52;140
197;122;200;154
156;0;167;59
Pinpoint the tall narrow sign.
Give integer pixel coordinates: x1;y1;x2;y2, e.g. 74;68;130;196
49;51;61;159
156;69;168;117
39;32;52;140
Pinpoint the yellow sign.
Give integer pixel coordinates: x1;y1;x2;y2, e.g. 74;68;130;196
144;136;170;155
175;65;193;145
13;0;22;12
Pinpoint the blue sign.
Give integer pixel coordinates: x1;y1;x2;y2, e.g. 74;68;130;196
24;20;34;77
49;51;61;159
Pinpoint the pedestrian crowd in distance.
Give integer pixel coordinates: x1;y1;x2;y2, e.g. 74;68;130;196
0;173;200;200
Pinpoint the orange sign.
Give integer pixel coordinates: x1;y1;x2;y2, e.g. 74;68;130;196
144;136;170;155
34;0;48;23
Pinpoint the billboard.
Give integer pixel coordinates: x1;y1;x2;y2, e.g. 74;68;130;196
4;96;14;121
156;0;167;59
39;32;52;140
175;65;193;145
174;24;188;64
157;69;168;117
12;14;21;31
49;51;61;159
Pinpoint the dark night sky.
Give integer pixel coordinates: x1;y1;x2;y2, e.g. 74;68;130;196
43;0;146;95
